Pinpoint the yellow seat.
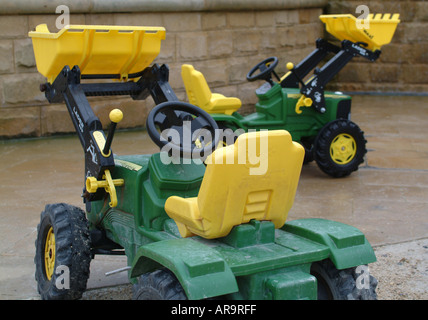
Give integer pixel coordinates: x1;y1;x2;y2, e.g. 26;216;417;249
164;130;305;239
181;64;242;115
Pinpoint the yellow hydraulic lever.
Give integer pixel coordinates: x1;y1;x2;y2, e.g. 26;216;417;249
295;95;313;114
86;170;124;207
86;108;124;207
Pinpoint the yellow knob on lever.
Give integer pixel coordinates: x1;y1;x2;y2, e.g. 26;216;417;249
109;109;123;123
86;169;124;207
102;109;123;157
286;62;294;70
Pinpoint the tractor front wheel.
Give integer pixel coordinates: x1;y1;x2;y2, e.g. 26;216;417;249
314;119;366;178
311;260;377;300
35;203;91;300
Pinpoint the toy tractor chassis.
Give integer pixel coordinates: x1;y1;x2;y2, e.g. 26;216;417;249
30;23;378;300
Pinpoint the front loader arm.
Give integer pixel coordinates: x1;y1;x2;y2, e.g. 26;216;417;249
281;38;340;88
41;64;179;208
300;40;380;113
294;12;401;113
42;66;115;200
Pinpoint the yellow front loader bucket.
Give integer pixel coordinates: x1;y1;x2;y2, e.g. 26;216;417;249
319;13;400;51
29;24;166;83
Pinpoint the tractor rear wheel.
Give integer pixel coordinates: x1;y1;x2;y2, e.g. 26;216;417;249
314;119;366;177
133;268;187;300
311;260;377;300
35;203;91;300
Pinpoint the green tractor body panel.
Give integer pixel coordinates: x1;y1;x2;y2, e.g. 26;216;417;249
88;155;375;300
130;238;239;300
213;85;351;144
283;218;377;269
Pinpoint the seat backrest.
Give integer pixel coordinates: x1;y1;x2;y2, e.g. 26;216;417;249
198;130;304;235
181;64;212;108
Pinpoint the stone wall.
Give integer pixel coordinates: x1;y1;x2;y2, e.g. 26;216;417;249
1;0;426;138
326;0;428;94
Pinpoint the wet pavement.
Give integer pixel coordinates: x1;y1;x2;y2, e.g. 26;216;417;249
0;95;427;299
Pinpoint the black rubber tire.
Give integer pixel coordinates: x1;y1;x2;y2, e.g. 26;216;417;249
314;119;367;178
300;138;315;164
34;203;91;300
133;268;187;300
311;260;378;300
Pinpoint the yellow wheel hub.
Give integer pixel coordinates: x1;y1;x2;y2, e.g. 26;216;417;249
330;133;357;165
44;226;55;280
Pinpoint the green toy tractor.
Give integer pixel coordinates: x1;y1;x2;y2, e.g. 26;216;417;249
181;13;400;177
31;23;378;300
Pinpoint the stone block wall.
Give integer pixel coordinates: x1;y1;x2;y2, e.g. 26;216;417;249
0;0;426;139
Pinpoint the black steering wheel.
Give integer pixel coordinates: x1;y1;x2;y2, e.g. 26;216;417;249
246;56;280;84
146;101;219;160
